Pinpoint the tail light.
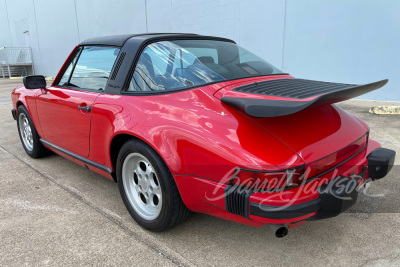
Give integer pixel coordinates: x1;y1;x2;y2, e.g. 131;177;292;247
231;166;305;189
305;134;368;178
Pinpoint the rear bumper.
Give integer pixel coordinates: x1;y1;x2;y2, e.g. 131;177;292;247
250;197;322;220
11;109;17;120
174;144;396;227
248;174;362;222
228;147;396;223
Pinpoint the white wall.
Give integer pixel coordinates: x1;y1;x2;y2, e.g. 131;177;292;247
74;0;147;40
0;0;398;101
146;0;286;72
33;0;80;75
283;0;400;101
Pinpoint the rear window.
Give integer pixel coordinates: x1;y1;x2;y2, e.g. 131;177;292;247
127;39;283;92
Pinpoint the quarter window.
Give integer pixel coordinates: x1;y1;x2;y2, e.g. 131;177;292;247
68;46;120;90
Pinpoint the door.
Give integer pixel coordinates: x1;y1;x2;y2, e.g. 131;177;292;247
36;46;120;157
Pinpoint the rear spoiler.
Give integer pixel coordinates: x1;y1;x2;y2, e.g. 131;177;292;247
221;78;388;117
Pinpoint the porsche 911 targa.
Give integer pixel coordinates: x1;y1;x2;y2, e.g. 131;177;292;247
11;33;395;237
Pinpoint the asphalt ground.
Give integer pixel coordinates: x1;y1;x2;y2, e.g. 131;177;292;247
1;79;399;266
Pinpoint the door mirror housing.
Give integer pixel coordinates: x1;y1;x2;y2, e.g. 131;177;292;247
23;75;47;89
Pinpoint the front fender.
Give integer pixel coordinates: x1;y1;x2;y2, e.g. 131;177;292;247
11;86;42;136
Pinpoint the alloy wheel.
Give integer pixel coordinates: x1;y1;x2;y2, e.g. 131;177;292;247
122;153;162;220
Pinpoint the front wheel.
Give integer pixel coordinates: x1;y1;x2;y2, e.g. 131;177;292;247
117;139;190;231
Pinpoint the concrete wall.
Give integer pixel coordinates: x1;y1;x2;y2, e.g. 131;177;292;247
0;0;398;101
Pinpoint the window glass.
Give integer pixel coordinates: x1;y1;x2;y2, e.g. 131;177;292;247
144;46;171;76
128;40;283;92
171;48;218;76
69;46;120;90
58;49;80;86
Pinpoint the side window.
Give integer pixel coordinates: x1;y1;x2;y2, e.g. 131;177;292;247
69;46;120;90
58;49;81;86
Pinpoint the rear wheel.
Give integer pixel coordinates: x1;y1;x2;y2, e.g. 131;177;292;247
117;139;190;231
17;105;49;158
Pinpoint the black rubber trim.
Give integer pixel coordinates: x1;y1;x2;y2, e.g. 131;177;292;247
11;109;17;120
249;198;321;219
224;185;251;219
309;176;361;220
367;147;396;180
222;79;388;117
40;139;112;175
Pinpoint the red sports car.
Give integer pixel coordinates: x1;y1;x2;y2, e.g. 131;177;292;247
11;33;395;237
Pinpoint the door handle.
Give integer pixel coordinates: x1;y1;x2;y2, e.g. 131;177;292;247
78;105;91;112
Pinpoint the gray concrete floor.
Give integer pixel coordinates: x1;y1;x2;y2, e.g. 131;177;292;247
0;79;399;267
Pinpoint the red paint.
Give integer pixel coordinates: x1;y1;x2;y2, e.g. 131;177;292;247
36;87;99;157
288;220;306;229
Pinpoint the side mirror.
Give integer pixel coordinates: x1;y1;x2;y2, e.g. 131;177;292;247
23;75;46;89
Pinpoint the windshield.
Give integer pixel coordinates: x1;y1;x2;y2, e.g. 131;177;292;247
127;39;284;92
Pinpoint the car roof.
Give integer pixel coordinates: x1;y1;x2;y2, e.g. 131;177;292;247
79;33;235;47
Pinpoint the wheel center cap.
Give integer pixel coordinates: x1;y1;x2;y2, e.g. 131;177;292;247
141;180;148;190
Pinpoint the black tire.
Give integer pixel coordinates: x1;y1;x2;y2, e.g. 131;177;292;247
17;105;50;158
117;139;190;231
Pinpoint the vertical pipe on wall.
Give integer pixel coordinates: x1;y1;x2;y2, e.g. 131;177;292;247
4;0;13;46
144;0;148;33
281;0;288;71
73;0;81;42
32;0;44;75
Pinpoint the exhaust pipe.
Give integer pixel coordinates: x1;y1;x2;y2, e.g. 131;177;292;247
270;224;289;238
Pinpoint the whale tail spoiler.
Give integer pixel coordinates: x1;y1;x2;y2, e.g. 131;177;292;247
221;78;388;118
